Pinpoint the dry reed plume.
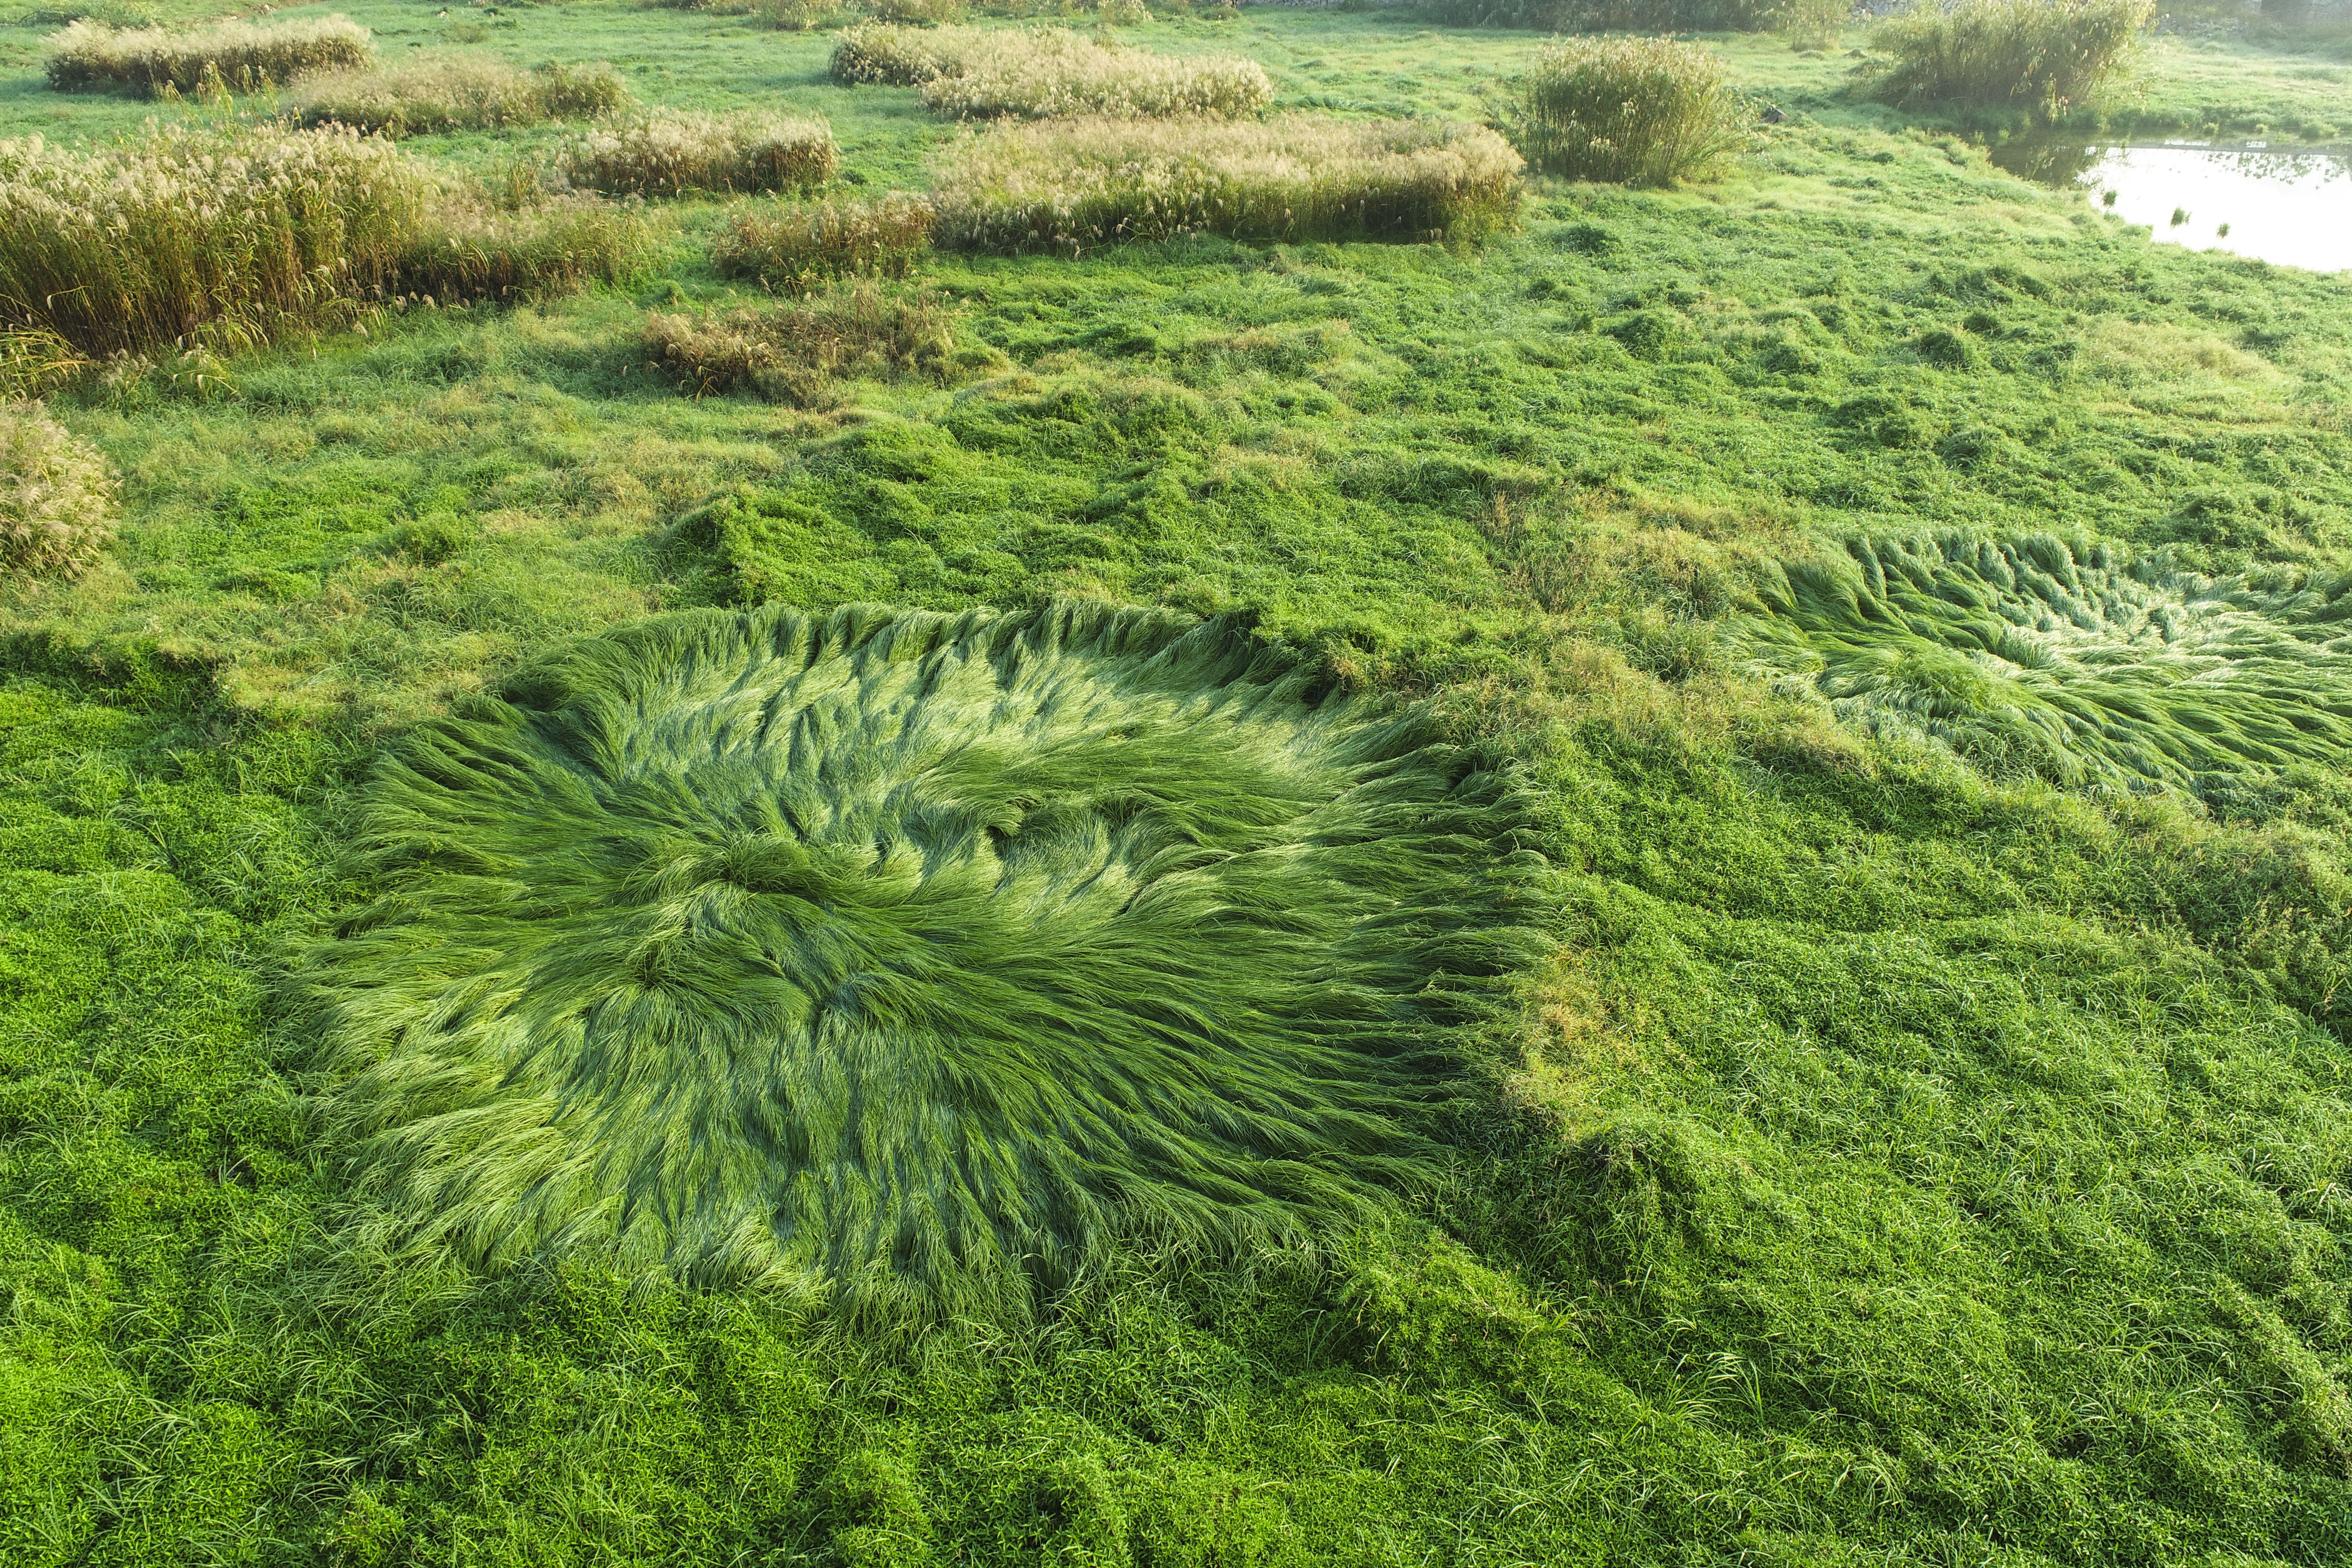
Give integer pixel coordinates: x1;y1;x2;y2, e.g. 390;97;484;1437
44;14;373;95
931;114;1522;253
833;24;1270;119
557;110;838;196
711;192;934;294
0;122;643;357
644;284;955;404
286;57;631;137
0;400;115;577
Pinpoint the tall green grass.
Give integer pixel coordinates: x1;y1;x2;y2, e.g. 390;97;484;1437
1869;0;2154;117
43;14;373;95
299;601;1534;1324
1500;36;1752;187
1745;531;2352;792
0;400;113;577
285;57;631;137
931;114;1523;253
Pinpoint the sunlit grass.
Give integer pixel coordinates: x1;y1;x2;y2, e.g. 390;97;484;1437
44;14;374;95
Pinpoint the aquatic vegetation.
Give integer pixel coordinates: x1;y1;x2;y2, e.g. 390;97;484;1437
43;14;373;95
299;601;1534;1323
1500;36;1752;187
0;401;114;577
1746;530;2352;791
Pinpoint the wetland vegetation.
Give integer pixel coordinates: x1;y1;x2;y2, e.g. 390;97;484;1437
0;0;2349;1563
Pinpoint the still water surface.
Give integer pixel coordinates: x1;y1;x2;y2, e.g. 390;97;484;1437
1992;140;2352;272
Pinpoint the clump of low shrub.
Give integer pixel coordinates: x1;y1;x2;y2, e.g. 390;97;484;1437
44;14;372;95
285;57;630;137
1868;0;2153;119
556;110;837;196
712;192;934;294
1501;36;1752;186
832;23;1270;119
0;400;115;577
643;284;956;404
0;121;644;357
931;114;1522;253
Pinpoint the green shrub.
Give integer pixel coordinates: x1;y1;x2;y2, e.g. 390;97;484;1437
1501;37;1752;187
1868;0;2153;118
297;602;1534;1324
285;57;631;137
0;122;643;356
931;114;1523;253
643;284;956;404
43;14;373;95
556;110;838;195
711;192;935;294
0;400;115;577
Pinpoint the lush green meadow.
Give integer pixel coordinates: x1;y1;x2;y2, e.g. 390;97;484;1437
2;3;2351;1564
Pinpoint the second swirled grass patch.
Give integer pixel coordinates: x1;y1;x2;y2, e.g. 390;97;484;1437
297;601;1540;1323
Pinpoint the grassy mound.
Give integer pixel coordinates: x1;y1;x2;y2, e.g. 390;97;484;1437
711;191;935;295
931;114;1522;253
0;401;114;577
43;14;373;95
555;109;837;196
643;284;956;404
285;57;631;137
1869;0;2153;118
1501;36;1752;187
300;601;1533;1323
1746;532;2352;792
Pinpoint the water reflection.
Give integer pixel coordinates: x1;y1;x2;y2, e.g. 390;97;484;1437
1992;138;2352;271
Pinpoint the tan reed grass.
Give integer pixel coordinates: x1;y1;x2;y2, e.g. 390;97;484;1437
285;57;631;137
44;14;372;95
711;192;935;294
0;400;115;577
556;110;838;196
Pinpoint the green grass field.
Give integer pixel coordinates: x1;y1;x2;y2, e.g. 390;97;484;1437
2;3;2350;1564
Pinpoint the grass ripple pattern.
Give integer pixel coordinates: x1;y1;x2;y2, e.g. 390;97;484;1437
1746;532;2352;791
302;601;1533;1322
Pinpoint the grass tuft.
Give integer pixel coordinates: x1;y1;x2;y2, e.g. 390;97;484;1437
43;13;373;95
285;57;631;137
0;399;115;577
643;283;956;403
931;114;1522;253
832;23;1271;119
1868;0;2153;118
711;191;935;294
556;109;838;196
298;601;1535;1324
1500;36;1753;187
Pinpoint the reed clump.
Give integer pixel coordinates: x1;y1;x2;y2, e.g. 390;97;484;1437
1501;36;1752;186
1868;0;2153;118
931;114;1522;253
833;24;1270;119
298;601;1533;1324
0;400;115;578
44;14;373;95
644;284;955;404
711;192;935;294
0;122;644;357
285;57;631;137
556;110;837;196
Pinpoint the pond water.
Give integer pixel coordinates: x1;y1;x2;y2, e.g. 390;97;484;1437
1991;140;2352;273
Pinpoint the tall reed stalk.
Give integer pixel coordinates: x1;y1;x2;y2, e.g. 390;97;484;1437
44;15;373;95
1868;0;2153;118
1500;36;1752;186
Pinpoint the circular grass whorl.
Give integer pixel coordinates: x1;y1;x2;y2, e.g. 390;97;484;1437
302;600;1539;1325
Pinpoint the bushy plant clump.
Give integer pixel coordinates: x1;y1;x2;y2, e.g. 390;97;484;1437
711;192;935;294
0;122;643;356
285;57;631;137
556;110;838;195
829;21;972;84
644;284;955;402
1746;531;2352;792
300;602;1533;1323
1502;37;1752;187
1869;0;2153;118
932;115;1522;252
833;23;1270;119
0;401;115;577
43;14;373;95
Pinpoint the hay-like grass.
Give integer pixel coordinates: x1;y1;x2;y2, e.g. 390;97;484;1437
44;14;373;96
831;24;1270;120
285;57;631;137
556;109;838;196
643;284;955;404
711;192;935;295
931;114;1522;254
1501;36;1753;187
1745;532;2352;792
299;601;1534;1324
0;399;114;577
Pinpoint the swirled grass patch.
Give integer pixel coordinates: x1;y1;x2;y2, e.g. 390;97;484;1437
1745;531;2352;792
299;602;1536;1324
